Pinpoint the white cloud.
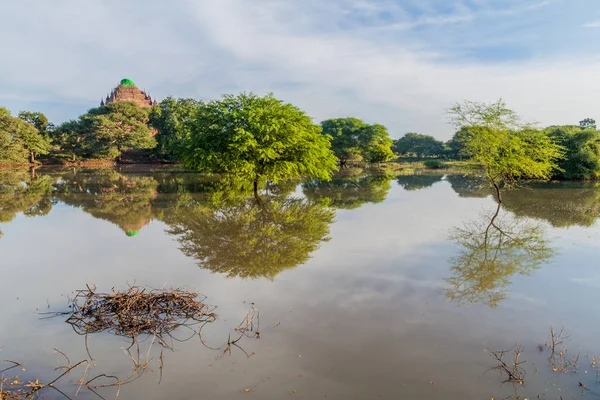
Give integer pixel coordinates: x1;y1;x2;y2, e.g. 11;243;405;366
0;0;598;139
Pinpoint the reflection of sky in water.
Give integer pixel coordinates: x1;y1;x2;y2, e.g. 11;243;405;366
1;174;599;399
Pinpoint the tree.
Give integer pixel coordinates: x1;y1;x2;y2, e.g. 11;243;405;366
51;119;93;162
18;111;51;134
579;118;596;130
0;107;29;164
0;107;51;164
321;118;395;166
361;124;395;163
84;102;155;161
16;111;53;163
179;93;338;200
545;125;600;180
447;99;563;202
149;97;202;159
320;118;366;167
393;133;444;158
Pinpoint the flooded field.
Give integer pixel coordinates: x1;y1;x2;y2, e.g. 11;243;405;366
1;167;599;399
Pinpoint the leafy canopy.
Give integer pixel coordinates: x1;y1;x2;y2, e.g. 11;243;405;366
0;107;51;164
320;118;395;164
179;93;338;184
149;97;202;159
447;99;563;199
393;133;445;158
545;125;600;180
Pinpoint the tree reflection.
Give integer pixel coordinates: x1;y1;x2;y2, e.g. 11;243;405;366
167;194;335;279
447;175;600;228
0;170;54;239
302;168;392;209
446;203;554;307
396;174;444;191
54;170;158;237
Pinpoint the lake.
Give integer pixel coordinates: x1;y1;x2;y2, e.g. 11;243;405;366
1;167;599;399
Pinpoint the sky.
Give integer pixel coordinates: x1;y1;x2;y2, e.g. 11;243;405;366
1;0;600;140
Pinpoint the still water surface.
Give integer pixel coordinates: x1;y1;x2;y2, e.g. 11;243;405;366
1;167;600;399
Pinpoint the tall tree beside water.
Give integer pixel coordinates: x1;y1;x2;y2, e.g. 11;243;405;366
177;93;338;200
447;99;563;202
149;97;202;160
0;107;51;164
544;125;600;180
321;118;395;166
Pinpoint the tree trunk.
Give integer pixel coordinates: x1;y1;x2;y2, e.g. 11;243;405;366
30;151;35;164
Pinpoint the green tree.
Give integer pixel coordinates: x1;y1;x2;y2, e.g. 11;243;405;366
149;97;202;159
0;107;50;164
51;119;93;162
393;133;444;158
544;125;600;179
320;118;366;167
179;93;338;200
447;99;563;202
0;107;28;164
361;124;395;163
321;118;395;166
18;111;51;134
579;118;596;130
84;102;155;161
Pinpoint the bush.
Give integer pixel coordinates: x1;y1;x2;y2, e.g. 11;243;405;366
423;159;447;169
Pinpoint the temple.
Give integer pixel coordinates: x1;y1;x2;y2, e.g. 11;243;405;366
100;78;157;108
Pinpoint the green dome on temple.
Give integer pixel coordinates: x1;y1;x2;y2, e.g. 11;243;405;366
120;78;136;87
125;230;140;237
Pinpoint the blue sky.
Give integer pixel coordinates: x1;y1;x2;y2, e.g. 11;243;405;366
2;0;600;139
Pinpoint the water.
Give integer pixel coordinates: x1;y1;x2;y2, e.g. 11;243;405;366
1;167;599;399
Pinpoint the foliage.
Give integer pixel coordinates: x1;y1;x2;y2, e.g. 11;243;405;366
167;194;335;279
1;107;51;164
446;204;554;307
51;119;93;161
0;107;29;164
447;99;563;201
321;118;395;165
302;169;393;209
18;111;52;134
178;93;338;194
393;133;445;158
149;97;202;159
320;118;366;165
83;102;155;160
360;124;395;163
579;118;596;130
423;159;447;169
545;125;600;180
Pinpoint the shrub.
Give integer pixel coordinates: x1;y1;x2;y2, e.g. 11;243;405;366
423;159;447;169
